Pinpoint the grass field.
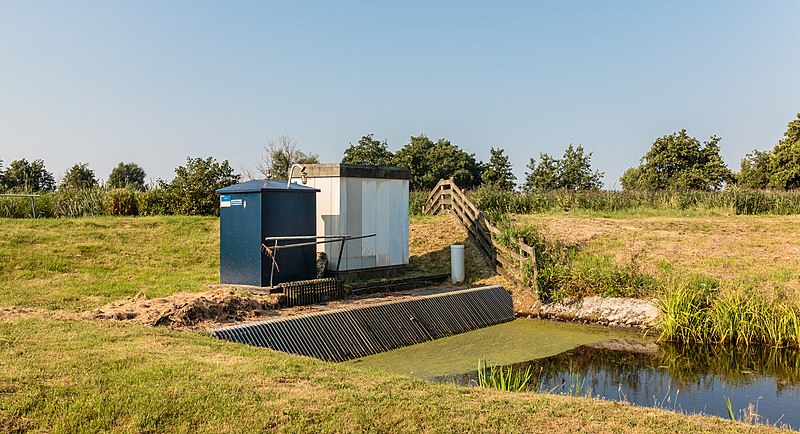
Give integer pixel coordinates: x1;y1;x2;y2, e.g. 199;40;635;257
525;213;800;291
0;215;784;432
0;216;219;311
510;211;800;348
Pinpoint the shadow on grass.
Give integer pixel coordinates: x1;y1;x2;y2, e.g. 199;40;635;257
406;235;496;285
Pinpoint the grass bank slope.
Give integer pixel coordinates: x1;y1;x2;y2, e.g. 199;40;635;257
0;216;219;311
0;215;784;432
0;316;775;433
527;214;800;289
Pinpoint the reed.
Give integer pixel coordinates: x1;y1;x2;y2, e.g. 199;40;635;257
658;279;800;348
656;277;716;344
468;187;800;216
473;360;534;392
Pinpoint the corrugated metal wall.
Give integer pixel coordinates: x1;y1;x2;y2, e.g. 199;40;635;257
307;176;409;271
210;286;513;362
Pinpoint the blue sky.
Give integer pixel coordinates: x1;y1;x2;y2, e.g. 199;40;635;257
1;1;798;188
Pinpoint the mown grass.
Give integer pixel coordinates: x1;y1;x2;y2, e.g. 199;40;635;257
0;316;779;433
0;216;219;311
0;215;783;432
501;212;800;348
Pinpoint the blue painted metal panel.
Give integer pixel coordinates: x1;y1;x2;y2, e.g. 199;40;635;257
217;180;319;286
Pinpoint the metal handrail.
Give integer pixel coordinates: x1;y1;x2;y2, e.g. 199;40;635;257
262;233;377;286
0;193;40;218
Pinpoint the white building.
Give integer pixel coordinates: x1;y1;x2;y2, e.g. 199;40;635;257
304;164;410;273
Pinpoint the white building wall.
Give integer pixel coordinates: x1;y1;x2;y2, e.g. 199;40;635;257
306;175;408;271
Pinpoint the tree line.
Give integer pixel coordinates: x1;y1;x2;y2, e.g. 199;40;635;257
340;113;800;192
0;157;239;216
2;113;798;217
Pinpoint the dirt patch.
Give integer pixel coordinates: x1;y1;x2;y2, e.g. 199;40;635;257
89;289;282;329
87;285;483;330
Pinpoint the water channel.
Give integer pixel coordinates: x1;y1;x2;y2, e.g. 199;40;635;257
347;319;800;429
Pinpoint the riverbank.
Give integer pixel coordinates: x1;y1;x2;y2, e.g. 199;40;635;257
499;213;800;348
0;315;780;433
0;215;785;432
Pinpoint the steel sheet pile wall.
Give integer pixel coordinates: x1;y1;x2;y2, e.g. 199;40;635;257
211;286;513;362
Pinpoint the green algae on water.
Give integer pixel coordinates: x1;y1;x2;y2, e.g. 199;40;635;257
347;319;650;379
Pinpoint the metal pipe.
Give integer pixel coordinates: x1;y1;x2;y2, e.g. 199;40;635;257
264;235;353;241
287;164;306;188
264;234;375;250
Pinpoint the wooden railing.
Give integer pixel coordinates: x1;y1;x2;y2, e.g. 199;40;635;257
426;179;538;297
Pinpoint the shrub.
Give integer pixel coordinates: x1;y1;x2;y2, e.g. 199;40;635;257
103;188;139;216
165;157;239;216
137;188;173;216
408;191;428;216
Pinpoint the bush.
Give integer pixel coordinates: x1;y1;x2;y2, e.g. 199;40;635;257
137;188;173;216
166;157;239;216
103;188;139;216
408;191;428;216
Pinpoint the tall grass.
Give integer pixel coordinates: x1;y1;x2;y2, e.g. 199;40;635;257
469;188;800;216
3;188;433;218
473;360;534;392
491;219;655;301
658;278;800;348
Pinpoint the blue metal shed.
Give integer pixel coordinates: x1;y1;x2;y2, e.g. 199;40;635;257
216;180;319;286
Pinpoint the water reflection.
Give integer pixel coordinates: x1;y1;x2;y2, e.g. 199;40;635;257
435;340;800;429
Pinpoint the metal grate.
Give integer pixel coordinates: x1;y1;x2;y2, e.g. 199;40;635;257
211;286;514;362
279;277;345;307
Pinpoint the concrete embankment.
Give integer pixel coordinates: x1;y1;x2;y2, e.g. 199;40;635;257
531;296;660;330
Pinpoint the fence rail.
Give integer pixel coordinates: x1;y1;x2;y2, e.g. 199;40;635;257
425;179;538;299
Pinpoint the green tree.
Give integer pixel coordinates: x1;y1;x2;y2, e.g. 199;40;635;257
737;150;771;189
1;158;56;192
767;114;800;190
166;157;240;215
524;145;603;191
108;162;147;190
342;134;394;166
559;145;603;190
60;163;98;190
255;136;319;179
621;129;732;191
481;147;516;190
524;153;560;191
393;135;482;190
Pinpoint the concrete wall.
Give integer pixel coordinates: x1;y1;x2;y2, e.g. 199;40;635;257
306;175;409;271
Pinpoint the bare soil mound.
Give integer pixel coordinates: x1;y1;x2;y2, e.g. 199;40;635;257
90;289;281;329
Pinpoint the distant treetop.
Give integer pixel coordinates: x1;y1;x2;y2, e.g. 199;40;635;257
621;129;732;191
342;134;394;166
108;162;147;190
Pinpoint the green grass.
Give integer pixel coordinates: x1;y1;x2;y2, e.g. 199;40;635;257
469;188;800;216
0;316;779;433
0;216;219;311
0;215;787;432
